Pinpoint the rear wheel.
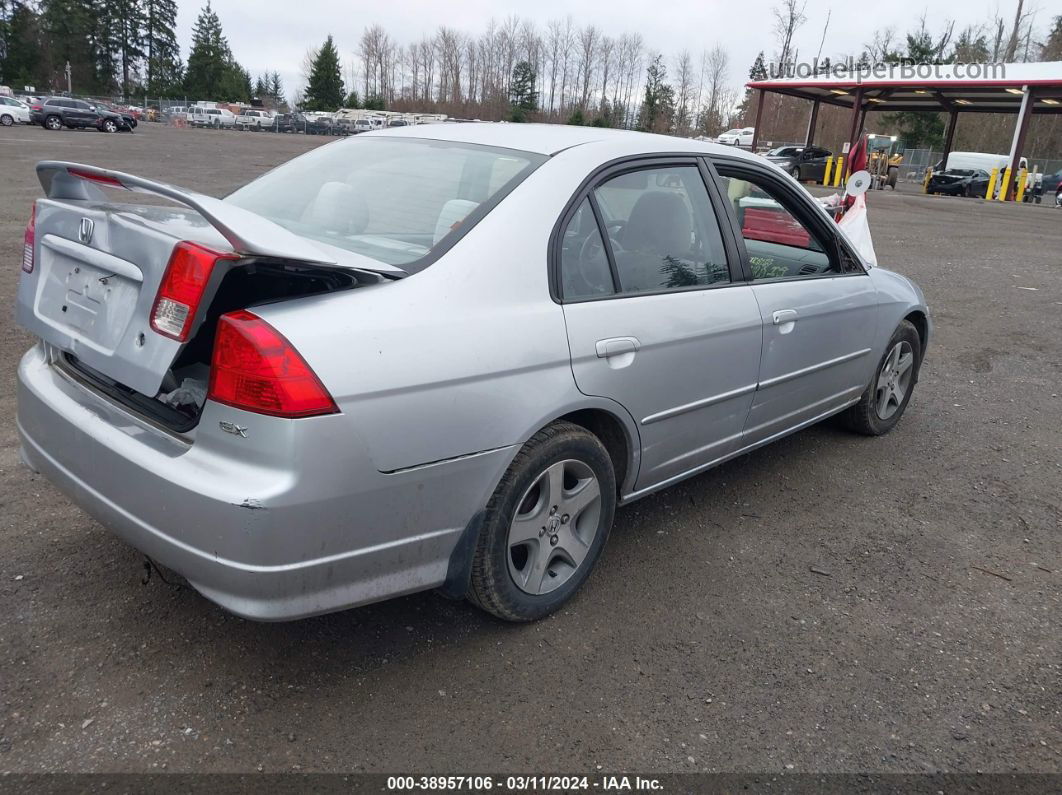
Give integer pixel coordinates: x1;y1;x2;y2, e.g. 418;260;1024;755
789;165;801;180
841;320;921;436
0;113;13;126
468;421;616;622
44;114;62;131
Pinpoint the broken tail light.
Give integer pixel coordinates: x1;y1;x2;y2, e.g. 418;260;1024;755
150;241;237;341
22;202;35;273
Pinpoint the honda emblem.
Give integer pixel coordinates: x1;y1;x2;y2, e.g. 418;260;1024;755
78;217;94;244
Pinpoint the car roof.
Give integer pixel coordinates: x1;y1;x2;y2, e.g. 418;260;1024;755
360;122;764;161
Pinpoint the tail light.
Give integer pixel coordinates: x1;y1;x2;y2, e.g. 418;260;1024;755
150;241;237;341
207;310;338;418
22;203;36;273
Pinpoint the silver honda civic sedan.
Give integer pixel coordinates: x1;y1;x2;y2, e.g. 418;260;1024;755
16;123;929;622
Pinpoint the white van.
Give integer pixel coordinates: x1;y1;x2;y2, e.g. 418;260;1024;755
936;151;1028;174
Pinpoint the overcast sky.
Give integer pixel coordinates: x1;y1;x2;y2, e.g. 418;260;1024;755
175;0;1043;99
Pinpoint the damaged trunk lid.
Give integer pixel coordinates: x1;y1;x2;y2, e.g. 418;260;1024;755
17;162;398;406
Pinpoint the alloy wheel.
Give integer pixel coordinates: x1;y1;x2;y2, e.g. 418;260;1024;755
0;114;13;126
875;341;915;420
45;116;61;130
507;459;603;595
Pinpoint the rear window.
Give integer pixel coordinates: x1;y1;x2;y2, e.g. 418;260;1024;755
226;137;546;271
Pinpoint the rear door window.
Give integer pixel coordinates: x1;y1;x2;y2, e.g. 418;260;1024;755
592;166;729;294
559;198;615;300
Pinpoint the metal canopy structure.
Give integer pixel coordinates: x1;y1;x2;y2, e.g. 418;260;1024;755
746;62;1062;199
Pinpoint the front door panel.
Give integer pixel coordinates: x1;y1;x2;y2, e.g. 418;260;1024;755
743;276;878;445
564;287;762;490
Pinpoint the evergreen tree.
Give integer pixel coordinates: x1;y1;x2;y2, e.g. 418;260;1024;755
303;34;344;111
144;0;181;95
567;108;586;125
184;2;235;99
39;0;99;92
638;53;674;133
109;0;144;97
1041;16;1062;60
344;89;359;108
269;71;285;107
0;1;42;88
508;59;537;122
749;51;767;80
254;73;268;97
362;93;385;110
734;51;768;125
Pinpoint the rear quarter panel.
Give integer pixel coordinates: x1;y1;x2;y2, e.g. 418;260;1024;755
254;145;645;478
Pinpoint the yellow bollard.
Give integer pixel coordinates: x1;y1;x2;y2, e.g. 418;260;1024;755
822;156;833;187
923;167;933;193
985;168;999;200
1015;168;1029;203
833;157;844;188
997;167;1012;201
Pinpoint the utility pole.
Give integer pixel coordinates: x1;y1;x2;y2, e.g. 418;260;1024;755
65;61;72;95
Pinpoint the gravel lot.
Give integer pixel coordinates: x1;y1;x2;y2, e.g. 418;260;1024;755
0;123;1058;775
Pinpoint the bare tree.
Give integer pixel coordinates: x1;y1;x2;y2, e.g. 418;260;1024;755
700;45;728;136
577;24;601;110
673;50;695;135
864;27;896;61
773;0;807;67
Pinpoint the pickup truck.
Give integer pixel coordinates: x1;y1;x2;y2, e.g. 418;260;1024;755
188;106;235;128
235;109;271;130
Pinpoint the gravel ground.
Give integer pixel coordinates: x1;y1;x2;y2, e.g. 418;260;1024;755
0;123;1058;775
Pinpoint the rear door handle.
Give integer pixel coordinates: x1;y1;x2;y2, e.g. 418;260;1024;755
595;337;640;358
773;309;799;325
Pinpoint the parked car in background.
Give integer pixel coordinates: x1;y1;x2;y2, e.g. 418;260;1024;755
764;145;832;181
0;95;30;125
268;112;306;133
188;106;235;128
16;124;929;623
94;101;137;130
304;114;345;135
926;168;993;198
1041;168;1062;207
716;127;755;147
32;97;128;132
235;109;271;130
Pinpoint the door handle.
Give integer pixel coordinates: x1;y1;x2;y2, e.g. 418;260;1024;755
773;309;799;325
595;337;640;358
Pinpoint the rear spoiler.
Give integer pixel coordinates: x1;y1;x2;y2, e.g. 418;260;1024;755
36;161;338;265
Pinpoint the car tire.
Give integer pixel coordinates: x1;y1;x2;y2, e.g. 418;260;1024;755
789;166;801;180
102;119;118;133
467;421;616;622
0;113;13;126
44;114;62;131
841;320;922;436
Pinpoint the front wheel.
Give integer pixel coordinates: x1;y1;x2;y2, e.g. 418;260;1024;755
101;119;118;133
789;165;801;180
841;320;922;435
468;421;616;622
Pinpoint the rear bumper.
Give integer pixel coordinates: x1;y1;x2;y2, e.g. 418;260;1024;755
17;345;515;620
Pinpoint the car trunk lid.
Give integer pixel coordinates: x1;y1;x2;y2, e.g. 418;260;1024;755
17;162;397;400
